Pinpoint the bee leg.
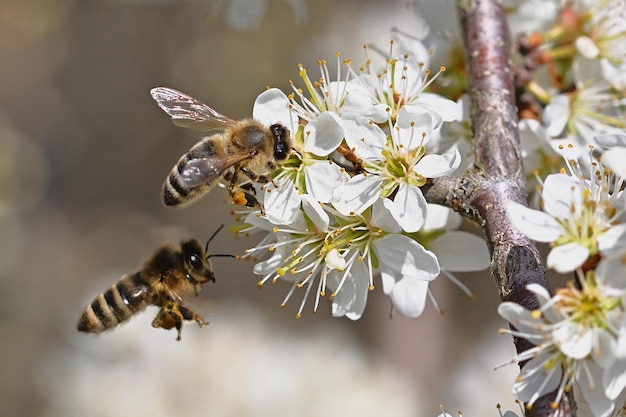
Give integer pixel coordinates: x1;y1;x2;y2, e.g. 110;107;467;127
227;168;264;212
236;168;265;209
152;305;184;341
240;167;259;181
178;305;209;328
256;174;279;190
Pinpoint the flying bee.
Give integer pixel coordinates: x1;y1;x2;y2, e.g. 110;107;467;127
77;226;232;341
151;87;292;209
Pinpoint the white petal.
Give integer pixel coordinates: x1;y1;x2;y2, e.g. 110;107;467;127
602;147;626;178
575;36;599;59
253;239;289;275
513;352;562;402
302;112;344;156
526;283;552;303
332;174;382;215
415;150;460;178
385;183;427;232
253;88;296;133
506;201;562;242
597;252;626;292
423;203;462;231
430;231;490;272
304;160;348;203
519;118;550;154
604;333;626;399
243;211;275;231
374;234;440;277
598;224;626;254
263;177;301;225
413;93;462;122
547;243;588;273
595;134;626;149
498;302;545;335
371;198;403;233
395;107;433;131
329;259;369;320
300;194;329;232
389;276;429;317
553;321;593;359
543;94;570;137
342;113;386;160
380;270;396;295
542;173;580;218
576;360;615;417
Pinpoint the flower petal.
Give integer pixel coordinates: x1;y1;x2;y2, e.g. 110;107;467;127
373;234;440;277
332;174;382;215
543;94;570;137
546;243;589;273
385;183;427;233
342;113;386;160
329;259;369;320
542;173;581;219
304;160;348;203
300;194;329;232
602;147;626;178
553;321;593;359
506;201;562;242
423;204;462;231
263;176;301;225
371;198;403;233
388;276;429;317
415;150;461;177
430;231;490;272
253;88;297;133
302;112;344;156
513;351;562;403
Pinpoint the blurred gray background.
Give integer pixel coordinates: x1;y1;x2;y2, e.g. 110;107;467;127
1;0;520;415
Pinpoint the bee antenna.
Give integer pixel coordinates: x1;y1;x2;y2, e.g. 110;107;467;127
207;253;236;259
205;224;225;253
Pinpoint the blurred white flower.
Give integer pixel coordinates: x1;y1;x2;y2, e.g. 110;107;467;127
209;0;307;30
572;0;626;89
38;304;420;417
542;81;625;150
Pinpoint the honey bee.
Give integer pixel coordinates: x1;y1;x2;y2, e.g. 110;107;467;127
151;87;292;208
77;226;232;341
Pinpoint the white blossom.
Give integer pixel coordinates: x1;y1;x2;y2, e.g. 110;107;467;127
240;198;439;319
333;108;460;232
507;152;626;273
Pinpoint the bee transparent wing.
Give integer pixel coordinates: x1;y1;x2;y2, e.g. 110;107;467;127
179;153;251;187
150;87;237;132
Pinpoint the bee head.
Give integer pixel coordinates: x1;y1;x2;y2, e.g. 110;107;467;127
270;124;291;161
182;225;235;287
181;239;215;285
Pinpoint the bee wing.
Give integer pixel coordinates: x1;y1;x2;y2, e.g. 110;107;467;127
179;153;252;187
150;87;237;132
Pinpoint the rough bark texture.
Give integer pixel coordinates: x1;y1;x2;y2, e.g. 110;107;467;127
423;1;576;415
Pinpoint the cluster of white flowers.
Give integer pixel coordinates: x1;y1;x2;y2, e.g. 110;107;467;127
500;145;626;415
236;45;489;319
513;0;626;174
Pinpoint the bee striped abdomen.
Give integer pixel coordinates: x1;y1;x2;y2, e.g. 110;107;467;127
77;272;151;334
163;137;223;206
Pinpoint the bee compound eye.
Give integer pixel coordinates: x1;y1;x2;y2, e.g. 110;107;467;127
189;253;204;271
